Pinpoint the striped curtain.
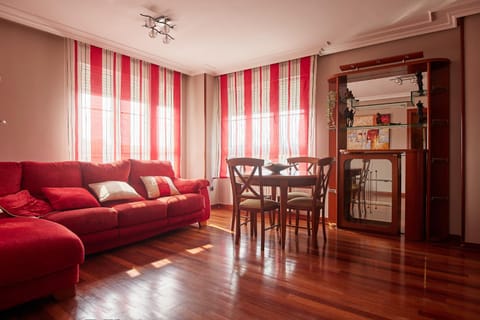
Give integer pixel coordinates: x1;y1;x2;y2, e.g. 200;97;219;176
218;56;316;177
67;40;181;173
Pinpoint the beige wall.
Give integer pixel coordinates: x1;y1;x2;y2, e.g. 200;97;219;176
316;27;463;236
0;18;69;161
464;13;480;244
183;74;206;179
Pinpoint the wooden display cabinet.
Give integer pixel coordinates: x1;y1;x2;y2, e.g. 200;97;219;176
327;57;450;241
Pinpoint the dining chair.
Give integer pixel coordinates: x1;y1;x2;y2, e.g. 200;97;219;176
286;157;333;241
286;156;320;235
350;159;371;219
226;157;280;250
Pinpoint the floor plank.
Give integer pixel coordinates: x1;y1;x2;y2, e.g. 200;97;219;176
2;207;480;319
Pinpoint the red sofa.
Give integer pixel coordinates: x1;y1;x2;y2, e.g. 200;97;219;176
0;159;210;310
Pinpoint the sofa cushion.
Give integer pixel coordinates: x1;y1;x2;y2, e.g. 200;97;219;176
157;193;205;217
43;207;118;235
0;162;22;196
0;217;84;286
88;181;143;203
81;160;130;186
129;160;175;198
113;200;168;227
0;190;52;217
42;187;100;211
140;176;180;199
21;161;83;197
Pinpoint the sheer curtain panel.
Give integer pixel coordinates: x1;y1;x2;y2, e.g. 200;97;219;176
66;40;181;173
218;56;316;177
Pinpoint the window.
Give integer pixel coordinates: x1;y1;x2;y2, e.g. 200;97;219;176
218;56;316;177
67;41;181;173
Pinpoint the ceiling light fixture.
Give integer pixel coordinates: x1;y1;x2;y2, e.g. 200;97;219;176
140;13;175;44
390;75;417;85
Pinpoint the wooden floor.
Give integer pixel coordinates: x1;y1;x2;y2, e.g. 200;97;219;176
2;207;480;320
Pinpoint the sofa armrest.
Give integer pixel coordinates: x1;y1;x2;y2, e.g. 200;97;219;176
173;178;209;194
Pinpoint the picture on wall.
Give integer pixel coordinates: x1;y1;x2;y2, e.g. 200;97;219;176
347;113;390;150
353;114;375;127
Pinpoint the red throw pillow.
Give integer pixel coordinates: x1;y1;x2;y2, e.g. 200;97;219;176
140;176;180;199
42;187;100;211
0;190;52;217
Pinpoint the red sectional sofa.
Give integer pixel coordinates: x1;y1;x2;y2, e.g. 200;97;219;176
0;159;210;310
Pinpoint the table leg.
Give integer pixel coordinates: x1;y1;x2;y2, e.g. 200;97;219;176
235;205;241;245
280;183;288;249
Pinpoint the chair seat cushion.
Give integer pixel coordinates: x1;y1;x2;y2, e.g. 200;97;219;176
287;191;311;200
239;198;279;211
287;197;322;210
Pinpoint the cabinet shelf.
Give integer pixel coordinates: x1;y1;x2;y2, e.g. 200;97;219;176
411;90;428;104
345;123;426;130
355;101;411;110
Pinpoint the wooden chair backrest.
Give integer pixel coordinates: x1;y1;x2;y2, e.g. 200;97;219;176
313;157;334;207
226;157;265;205
287;156;319;174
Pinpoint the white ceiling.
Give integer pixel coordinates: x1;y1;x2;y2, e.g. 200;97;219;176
1;0;479;75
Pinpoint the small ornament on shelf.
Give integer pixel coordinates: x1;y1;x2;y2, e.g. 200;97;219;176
344;100;356;128
344;88;356;127
416;100;426;123
416;71;424;96
327;90;336;128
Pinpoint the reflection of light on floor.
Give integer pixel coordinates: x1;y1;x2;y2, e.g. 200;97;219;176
186;244;214;254
187;247;204;254
151;258;172;268
208;223;234;234
126;268;141;278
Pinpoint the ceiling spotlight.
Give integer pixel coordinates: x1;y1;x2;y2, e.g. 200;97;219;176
141;13;175;44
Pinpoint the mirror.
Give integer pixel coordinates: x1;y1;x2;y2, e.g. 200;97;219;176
339;152;401;235
343;73;428;151
343;158;393;225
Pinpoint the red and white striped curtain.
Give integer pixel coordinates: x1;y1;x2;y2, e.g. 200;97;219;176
67;40;181;173
218;56;316;177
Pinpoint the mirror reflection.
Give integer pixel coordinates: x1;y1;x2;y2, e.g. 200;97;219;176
344;158;393;225
345;72;428;150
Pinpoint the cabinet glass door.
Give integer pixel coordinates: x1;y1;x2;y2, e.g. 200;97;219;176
338;152;401;235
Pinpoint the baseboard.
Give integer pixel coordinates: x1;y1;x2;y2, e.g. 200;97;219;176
460;240;480;250
211;203;232;210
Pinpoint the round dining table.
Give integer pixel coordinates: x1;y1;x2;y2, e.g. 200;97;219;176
247;170;317;249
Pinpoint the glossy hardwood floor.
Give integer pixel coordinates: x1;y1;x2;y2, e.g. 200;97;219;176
2;207;480;320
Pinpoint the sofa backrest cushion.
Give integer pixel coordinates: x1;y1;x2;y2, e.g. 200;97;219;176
81;160;131;187
129;160;175;198
0;162;22;196
21;161;83;197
